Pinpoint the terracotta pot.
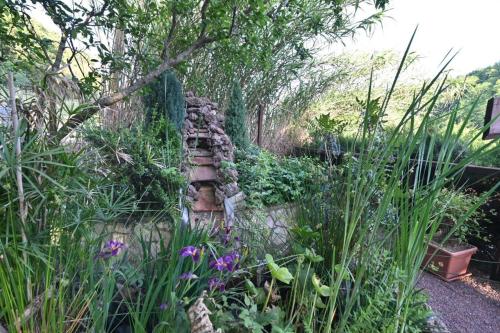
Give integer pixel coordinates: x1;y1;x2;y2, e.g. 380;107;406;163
423;242;477;282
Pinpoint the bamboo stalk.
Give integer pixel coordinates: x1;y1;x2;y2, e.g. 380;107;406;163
7;72;32;305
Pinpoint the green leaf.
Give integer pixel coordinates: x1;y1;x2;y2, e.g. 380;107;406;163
266;254;294;284
274;267;294;284
334;264;351;281
304;248;324;263
245;279;258;296
311;274;331;297
314;295;327;308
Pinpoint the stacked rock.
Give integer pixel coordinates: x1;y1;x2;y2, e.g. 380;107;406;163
182;91;242;225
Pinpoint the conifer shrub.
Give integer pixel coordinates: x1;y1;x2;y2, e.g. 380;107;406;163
225;81;249;150
145;70;185;132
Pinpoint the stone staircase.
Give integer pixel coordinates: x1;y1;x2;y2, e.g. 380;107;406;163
182;92;244;226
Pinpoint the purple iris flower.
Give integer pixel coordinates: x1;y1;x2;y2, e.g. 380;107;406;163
179;272;198;280
179;246;201;262
208;277;225;291
97;240;125;259
223;254;237;272
227;251;240;261
209;257;227;271
106;240;125;255
209;251;240;272
159;303;169;311
224;251;240;271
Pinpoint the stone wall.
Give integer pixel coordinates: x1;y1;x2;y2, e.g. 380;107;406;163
93;221;171;258
182;92;243;226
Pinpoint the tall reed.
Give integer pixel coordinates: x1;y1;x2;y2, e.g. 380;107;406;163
292;30;499;333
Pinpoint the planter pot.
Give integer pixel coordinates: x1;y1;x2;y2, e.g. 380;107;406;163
423;242;477;282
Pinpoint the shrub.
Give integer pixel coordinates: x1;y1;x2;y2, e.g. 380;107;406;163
144;70;186;132
235;147;326;207
85;117;185;217
433;188;492;244
225;81;249;150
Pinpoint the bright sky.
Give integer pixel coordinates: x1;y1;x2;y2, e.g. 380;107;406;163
34;0;500;77
341;0;500;76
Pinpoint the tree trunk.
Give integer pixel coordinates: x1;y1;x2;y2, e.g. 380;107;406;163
55;35;216;141
103;29;125;129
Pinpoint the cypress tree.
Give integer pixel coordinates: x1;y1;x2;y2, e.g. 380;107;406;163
145;70;185;132
225;81;249;150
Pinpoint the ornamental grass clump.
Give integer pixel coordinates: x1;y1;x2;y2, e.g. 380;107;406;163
280;30;500;333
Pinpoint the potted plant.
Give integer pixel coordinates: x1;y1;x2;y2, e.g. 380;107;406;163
423;188;489;281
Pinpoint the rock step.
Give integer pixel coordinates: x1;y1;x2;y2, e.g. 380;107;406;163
190;156;214;166
186;126;208;134
190;149;213;157
188;132;210;139
192;186;223;212
189;165;217;182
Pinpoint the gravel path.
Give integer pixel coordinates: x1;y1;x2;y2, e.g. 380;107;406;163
417;271;500;333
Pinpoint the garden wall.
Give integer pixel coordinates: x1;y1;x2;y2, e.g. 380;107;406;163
91;203;297;260
93;221;171;259
234;203;298;255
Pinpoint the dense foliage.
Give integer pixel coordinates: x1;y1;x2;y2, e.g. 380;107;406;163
3;1;500;332
225;81;250;150
433;188;493;244
145;71;186;132
85;117;184;216
0;112;242;332
235;147;326;207
1;0;389;140
297;52;500;167
467;61;500;122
